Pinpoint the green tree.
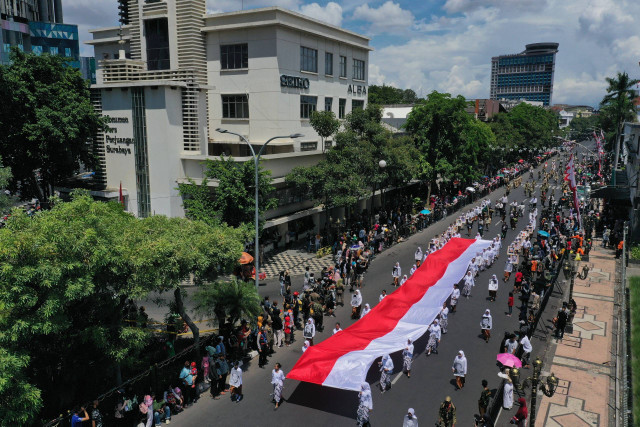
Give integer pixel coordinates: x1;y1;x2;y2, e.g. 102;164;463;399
0;156;14;212
568;115;600;141
194;279;261;330
0;49;105;203
178;157;276;228
368;84;420;104
0;193;244;423
310;110;340;152
600;72;639;172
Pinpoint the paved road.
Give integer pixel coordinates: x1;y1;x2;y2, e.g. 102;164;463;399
174;161;562;427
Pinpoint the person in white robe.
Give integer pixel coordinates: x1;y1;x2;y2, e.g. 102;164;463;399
403;408;418;427
392;262;402;286
462;271;475;298
452;350;468;389
488;274;499;302
271;363;285;409
409;264;417;276
356;382;373;426
425;320;441;356
480;309;492;342
414;247;423;267
360;303;371;318
402;338;414;377
302;340;310;353
440;303;449;334
450;284;461;312
351;290;363;319
400;275;408;286
503;377;514;409
378;354;394;393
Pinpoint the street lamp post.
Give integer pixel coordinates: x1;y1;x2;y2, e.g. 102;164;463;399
215;128;303;289
378;159;387;209
510;358;558;426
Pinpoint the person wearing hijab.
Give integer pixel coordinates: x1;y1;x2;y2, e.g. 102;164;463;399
351;290;363;319
356;382;373;426
488;275;499;302
392;262;402;286
378;354;394;393
403;407;418;427
503;377;514;409
462;271;475;298
440;303;449;334
452;350;468;390
303;318;316;346
409;264;417;276
360;303;371;318
425;320;441;356
480;309;492;343
450;284;461;313
301;340;310;353
400;274;408;286
415;247;423;267
402;338;414;378
270;363;285;409
511;397;528;426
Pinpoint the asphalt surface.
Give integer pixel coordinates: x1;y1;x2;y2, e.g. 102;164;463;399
172;160;562;427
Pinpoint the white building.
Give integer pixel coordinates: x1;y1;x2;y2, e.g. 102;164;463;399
558;109;574;128
87;2;371;240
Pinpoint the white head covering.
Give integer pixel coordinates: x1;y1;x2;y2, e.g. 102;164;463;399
484;309;491;316
458;350;465;358
408;408;415;416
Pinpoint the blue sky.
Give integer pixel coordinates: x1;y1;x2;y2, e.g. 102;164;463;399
66;0;640;107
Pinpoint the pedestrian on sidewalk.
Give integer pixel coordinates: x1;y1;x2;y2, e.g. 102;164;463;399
555;302;569;339
450;284;461;312
271;363;285;409
279;270;286;296
480;309;492;343
478;379;491;416
438;396;456;427
426;320;441;356
403;408;418;427
520;334;532;368
215;353;229;396
356;382;373;427
403;338;414;378
229;361;243;402
378;354;394;393
503;377;514;409
488;275;499;302
272;302;284;348
452;350;467;390
257;327;269;368
507;292;514;316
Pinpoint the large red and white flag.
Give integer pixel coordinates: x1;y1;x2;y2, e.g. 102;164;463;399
565;155;577;191
286;238;492;391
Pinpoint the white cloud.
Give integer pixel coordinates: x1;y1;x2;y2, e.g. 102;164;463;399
299;2;343;27
443;0;544;15
352;1;415;35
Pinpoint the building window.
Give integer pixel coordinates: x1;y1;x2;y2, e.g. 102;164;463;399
300;47;317;73
32;45;42;55
145;18;171;70
352;100;364;111
339;55;347;77
325;52;333;76
324;97;333;112
222;94;249;119
353;59;365;81
300;141;318;151
49;46;59;55
2;43;10;53
65;47;71;57
221;43;248;70
131;88;152;218
338;98;346;118
300;95;317;119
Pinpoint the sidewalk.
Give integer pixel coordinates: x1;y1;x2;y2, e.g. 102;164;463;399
536;244;616;426
259;248;334;279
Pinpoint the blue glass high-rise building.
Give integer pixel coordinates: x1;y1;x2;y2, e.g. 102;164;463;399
490;43;559;106
0;0;79;67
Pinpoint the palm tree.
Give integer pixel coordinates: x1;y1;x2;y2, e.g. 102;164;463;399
600;72;639;179
194;279;262;331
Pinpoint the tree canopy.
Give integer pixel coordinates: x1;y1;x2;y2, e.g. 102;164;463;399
0;156;13;213
0;49;105;203
309;110;340;152
178;157;276;229
0;192;244;424
599;71;639;155
368;84;419;105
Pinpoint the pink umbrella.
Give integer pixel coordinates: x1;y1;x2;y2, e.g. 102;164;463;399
497;353;522;368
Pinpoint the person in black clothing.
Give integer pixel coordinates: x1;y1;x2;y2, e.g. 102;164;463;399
555;303;569;339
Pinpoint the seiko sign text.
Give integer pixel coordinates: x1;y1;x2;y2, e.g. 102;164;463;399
280;74;310;89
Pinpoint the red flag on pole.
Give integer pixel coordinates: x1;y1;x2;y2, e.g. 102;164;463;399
119;181;125;207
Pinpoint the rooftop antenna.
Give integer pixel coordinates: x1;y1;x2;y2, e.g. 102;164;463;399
118;25;126;60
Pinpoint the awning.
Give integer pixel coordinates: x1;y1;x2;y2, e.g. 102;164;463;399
590;186;631;205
